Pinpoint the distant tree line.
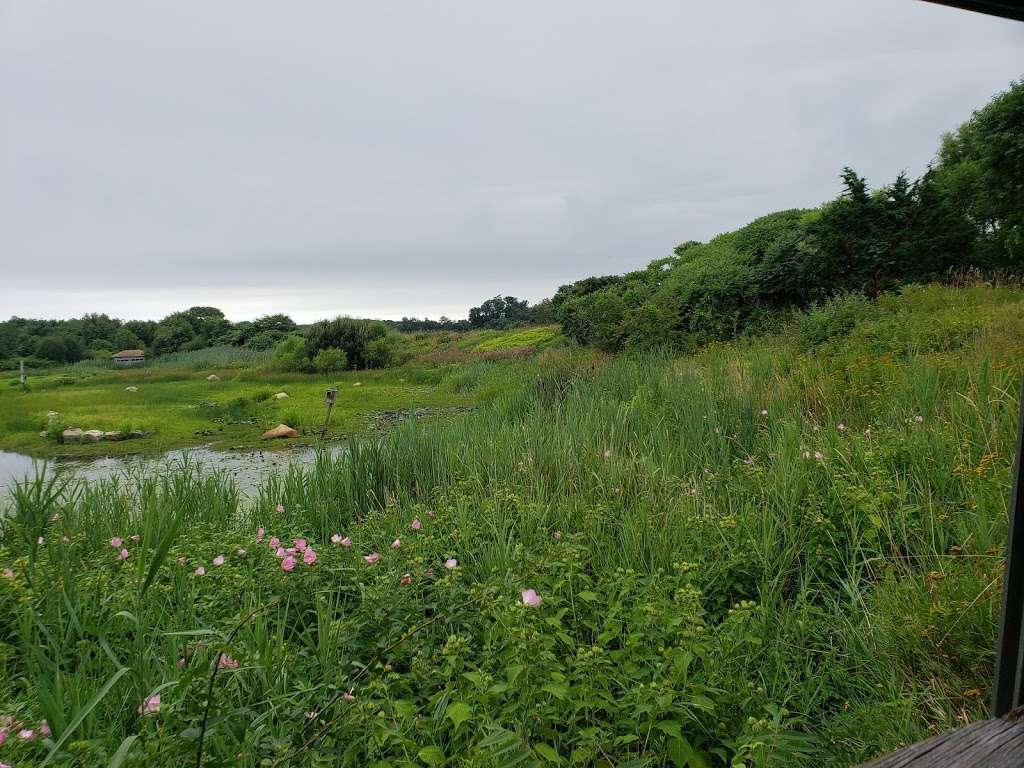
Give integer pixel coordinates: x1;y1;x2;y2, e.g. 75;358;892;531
551;78;1024;351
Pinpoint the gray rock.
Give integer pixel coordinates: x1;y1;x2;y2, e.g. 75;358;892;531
103;431;125;441
62;428;83;443
82;430;104;442
125;386;138;392
206;374;220;382
128;430;147;439
273;392;289;399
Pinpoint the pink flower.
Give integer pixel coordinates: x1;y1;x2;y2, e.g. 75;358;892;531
340;536;352;548
130;534;141;542
424;568;434;578
281;555;296;572
268;536;280;549
553;531;561;541
391;538;401;550
285;547;297;555
110;537;123;547
294;538;307;551
235;548;246;556
194;566;206;576
275;504;285;514
444;558;458;569
744;456;755;466
275;547;286;558
18;728;36;741
410;518;422;530
914;414;924;423
521;589;542;607
2;568;13;579
427;510;436;519
119;548;130;560
400;573;412;586
331;533;343;544
40;721;51;737
302;547;317;565
363;553;381;564
814;451;824;461
342;690;355;701
217;653;239;670
138;694;161;716
212;555;225;567
256;527;265;542
177;657;186;669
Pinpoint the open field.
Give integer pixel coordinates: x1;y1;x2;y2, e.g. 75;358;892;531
0;284;1021;766
0;327;565;458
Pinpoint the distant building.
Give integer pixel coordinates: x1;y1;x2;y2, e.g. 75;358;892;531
111;349;146;366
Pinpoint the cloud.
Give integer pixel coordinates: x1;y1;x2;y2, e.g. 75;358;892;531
1;0;1021;321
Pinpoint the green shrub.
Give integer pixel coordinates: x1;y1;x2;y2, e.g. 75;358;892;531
313;347;348;374
274;335;312;373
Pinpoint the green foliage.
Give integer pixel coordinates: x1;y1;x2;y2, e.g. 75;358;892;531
274;335;313;373
553;80;1024;352
306;317;402;369
0;283;1017;766
312;347;348;374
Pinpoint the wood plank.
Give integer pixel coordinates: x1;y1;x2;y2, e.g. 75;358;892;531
861;714;1024;767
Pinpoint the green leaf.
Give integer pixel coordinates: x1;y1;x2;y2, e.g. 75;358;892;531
577;590;599;602
655;720;682;739
141;501;188;595
541;683;569;700
444;701;472;729
667;736;711;768
418;745;447;767
40;666;130;767
107;735;138;768
535;743;563;764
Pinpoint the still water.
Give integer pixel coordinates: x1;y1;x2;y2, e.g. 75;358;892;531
0;446;337;498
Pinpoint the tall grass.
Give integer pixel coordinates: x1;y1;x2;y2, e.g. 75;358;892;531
0;283;1020;766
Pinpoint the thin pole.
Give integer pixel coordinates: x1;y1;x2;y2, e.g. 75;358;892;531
19;359;26;390
993;380;1024;715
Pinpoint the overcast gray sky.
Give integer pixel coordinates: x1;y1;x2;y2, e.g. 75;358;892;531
1;1;1021;323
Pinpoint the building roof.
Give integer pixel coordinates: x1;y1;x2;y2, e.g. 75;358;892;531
111;349;146;359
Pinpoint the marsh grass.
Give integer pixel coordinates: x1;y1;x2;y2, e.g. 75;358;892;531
0;284;1020;766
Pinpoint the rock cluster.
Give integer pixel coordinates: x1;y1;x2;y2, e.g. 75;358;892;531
61;428;145;444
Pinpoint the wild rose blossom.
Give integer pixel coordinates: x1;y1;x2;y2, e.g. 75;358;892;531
110;537;123;547
303;547;317;565
256;527;265;542
212;555;225;567
194;566;206;576
330;533;343;544
294;538;307;551
364;553;381;564
275;504;285;514
400;573;412;586
217;653;239;670
138;694;161;716
410;518;422;530
130;534;141;542
235;548;246;556
340;536;352;548
281;555;296;572
444;558;458;569
268;536;280;549
119;548;130;560
391;539;401;549
275;547;286;558
521;589;542;607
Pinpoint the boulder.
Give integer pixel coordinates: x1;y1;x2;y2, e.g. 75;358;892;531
128;430;147;440
62;428;83;443
273;392;289;400
261;423;299;440
82;429;104;443
206;374;220;382
353;382;363;387
103;431;125;441
125;386;138;392
47;411;60;419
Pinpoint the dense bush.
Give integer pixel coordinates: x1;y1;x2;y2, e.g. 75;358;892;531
313;346;348;374
553;79;1024;352
306;317;403;369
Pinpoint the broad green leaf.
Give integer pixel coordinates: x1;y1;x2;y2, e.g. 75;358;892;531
41;666;130;767
667;736;711;768
445;701;472;729
107;735;138;768
418;745;447;767
535;742;563;764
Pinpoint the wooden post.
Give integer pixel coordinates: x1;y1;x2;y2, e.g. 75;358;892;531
322;388;337;437
19;359;26;390
993;380;1024;715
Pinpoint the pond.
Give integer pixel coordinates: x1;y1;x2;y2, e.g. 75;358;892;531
0;446;338;498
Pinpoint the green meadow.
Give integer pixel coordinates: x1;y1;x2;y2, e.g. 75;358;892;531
0;283;1021;766
0;327;565;458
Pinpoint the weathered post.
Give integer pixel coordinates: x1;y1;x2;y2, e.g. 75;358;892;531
322;388;338;437
19;359;26;390
993;381;1024;715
